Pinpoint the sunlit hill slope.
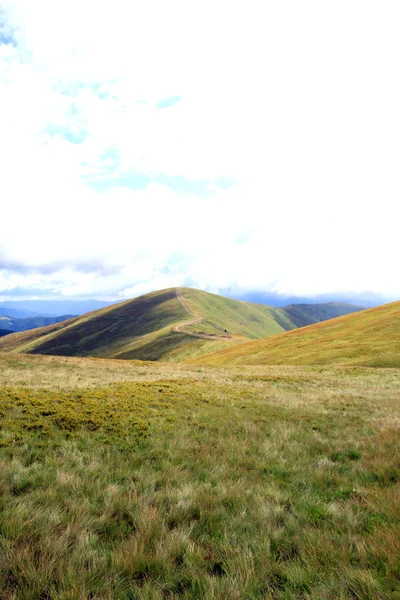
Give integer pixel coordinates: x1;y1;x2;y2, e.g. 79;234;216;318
0;288;361;362
192;301;400;368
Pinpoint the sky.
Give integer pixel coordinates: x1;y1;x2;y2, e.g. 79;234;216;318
1;0;399;303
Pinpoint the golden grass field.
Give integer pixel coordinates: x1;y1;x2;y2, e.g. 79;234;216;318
192;301;400;368
0;351;399;599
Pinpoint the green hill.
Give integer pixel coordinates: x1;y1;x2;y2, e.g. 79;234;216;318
0;288;363;362
283;302;363;328
192;300;400;368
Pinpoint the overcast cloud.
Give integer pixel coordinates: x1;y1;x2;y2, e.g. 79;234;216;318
1;1;399;302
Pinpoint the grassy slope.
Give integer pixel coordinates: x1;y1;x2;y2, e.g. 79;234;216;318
181;288;292;338
0;352;399;599
0;289;290;362
0;289;189;360
192;301;400;368
0;287;365;363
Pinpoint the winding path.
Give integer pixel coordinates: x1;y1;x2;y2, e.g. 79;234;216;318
172;289;231;341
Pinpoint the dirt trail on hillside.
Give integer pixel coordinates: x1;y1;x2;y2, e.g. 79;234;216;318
173;289;231;341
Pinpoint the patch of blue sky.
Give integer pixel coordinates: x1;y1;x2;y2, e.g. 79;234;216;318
0;31;14;46
92;147;120;171
235;230;255;245
156;96;182;109
45;124;88;145
52;79;120;101
43;102;89;144
87;171;239;197
90;82;120;100
0;16;16;47
158;254;193;274
0;286;53;299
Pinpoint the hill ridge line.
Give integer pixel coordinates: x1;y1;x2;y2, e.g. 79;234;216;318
173;289;231;341
0;287;368;362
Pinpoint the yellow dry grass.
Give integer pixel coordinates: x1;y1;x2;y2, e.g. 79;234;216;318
191;300;400;367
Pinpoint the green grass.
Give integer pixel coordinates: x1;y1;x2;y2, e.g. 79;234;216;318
180;288;291;339
0;288;363;364
192;300;400;368
0;352;399;599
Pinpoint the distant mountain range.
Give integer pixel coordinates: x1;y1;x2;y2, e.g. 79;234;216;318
0;315;75;334
0;287;364;362
225;290;390;308
0;306;40;319
0;299;115;318
0;291;376;318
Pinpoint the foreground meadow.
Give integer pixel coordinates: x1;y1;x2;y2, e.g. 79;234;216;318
0;354;399;599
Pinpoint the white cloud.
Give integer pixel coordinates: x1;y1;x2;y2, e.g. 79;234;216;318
0;1;399;301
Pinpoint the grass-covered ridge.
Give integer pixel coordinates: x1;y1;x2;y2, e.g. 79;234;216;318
0;352;399;599
0;288;362;363
192;300;400;368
